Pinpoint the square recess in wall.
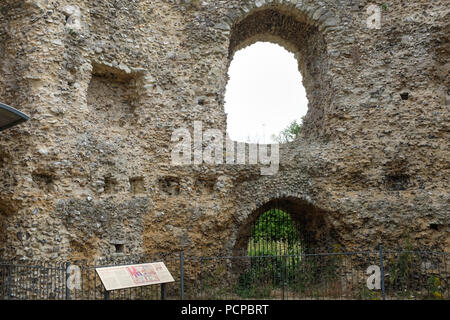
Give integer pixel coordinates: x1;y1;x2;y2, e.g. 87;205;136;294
111;240;125;255
129;176;145;194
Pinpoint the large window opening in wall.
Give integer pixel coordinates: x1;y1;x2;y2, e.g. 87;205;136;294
225;42;308;144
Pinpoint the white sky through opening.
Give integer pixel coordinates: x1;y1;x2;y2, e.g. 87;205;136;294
225;42;308;144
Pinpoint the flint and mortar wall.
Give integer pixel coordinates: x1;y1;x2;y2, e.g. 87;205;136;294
0;0;448;261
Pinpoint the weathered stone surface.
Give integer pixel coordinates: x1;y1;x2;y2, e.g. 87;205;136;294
0;0;448;261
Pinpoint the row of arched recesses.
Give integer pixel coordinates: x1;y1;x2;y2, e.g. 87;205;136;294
225;5;332;140
233;197;339;257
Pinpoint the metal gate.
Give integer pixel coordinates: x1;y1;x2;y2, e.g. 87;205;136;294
248;207;303;256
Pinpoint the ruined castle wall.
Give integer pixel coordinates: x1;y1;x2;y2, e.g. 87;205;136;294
0;0;448;261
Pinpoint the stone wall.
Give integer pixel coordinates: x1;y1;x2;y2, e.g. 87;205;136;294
0;0;448;262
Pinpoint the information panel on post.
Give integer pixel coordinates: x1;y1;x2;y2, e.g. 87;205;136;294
96;262;175;291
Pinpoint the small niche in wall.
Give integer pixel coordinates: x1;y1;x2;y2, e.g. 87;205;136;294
158;176;180;196
429;224;439;231
111;240;125;255
194;178;216;195
385;174;410;191
383;160;410;192
86;63;143;128
400;92;409;101
114;243;124;253
129;176;145;194
104;176;118;194
32;172;55;192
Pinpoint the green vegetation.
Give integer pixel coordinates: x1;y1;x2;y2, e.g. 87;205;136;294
356;285;383;300
271;119;303;143
249;209;300;246
196;264;230;300
234;251;344;299
233;209;343;299
427;276;443;300
234;267;273;299
386;237;417;290
384;236;446;300
248;209;303;257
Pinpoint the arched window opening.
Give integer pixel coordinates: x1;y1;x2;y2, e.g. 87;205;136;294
225;42;308;144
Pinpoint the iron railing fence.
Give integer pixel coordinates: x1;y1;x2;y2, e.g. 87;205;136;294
183;250;449;300
0;253;181;300
0;248;448;300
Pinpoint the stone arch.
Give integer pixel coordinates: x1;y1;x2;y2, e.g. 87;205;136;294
232;192;339;256
223;1;339;138
224;1;339;33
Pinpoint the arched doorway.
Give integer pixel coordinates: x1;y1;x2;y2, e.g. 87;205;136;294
234;197;338;256
231;197;340;299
